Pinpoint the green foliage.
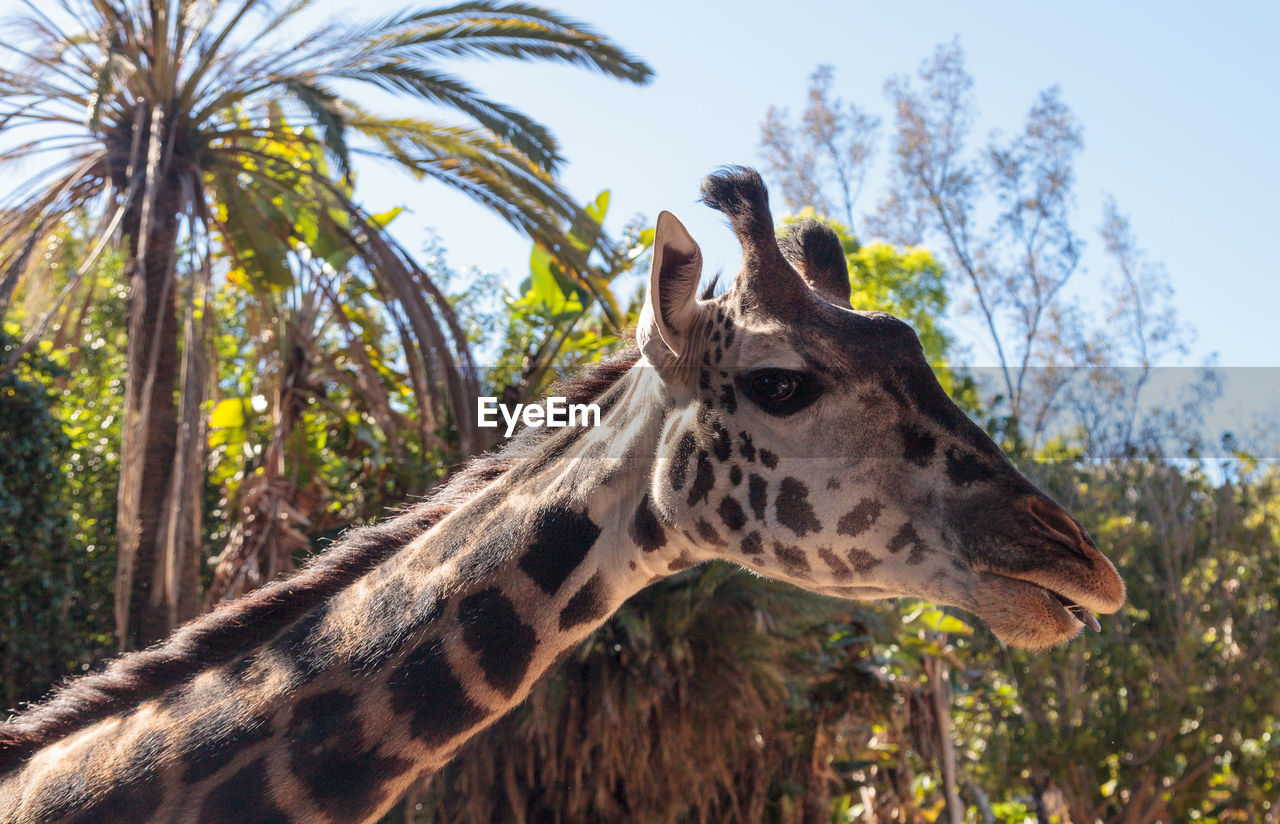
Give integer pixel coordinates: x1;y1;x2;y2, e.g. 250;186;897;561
2;0;655;644
781;210;950;367
779;210;983;426
952;457;1280;822
0;325;113;709
480;191;653;406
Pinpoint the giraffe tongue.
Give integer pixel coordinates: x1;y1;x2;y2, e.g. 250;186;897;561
1054;592;1101;632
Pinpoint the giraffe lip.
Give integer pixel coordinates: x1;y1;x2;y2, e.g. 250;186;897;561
1051;590;1101;632
979;558;1125;615
1012;577;1104;631
970;574;1097;648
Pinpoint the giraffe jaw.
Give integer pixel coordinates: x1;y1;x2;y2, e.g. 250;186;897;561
972;573;1114;649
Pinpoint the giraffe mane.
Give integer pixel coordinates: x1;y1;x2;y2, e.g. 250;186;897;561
0;346;641;776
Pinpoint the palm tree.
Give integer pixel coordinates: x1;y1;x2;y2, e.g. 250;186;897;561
0;0;651;650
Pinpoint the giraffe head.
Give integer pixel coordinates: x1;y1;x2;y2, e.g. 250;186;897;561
635;167;1124;649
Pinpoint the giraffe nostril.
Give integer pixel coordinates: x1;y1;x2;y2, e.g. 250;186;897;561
1021;495;1090;558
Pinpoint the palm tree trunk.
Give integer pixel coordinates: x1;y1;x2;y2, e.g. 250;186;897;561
115;185;185;650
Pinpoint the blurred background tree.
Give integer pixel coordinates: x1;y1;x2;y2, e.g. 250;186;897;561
752;41;1272;824
0;0;651;650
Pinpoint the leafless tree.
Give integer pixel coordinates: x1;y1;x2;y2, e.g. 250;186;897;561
759;65;880;229
874;41;1091;437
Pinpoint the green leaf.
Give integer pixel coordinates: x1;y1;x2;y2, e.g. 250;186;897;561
209;398;247;430
310;213;355;272
585;189;609;224
631;227;656;259
367;207;402;230
914;608;973;636
529;243;567;313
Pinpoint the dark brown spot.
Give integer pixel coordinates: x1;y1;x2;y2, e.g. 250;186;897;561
899;422;937;467
697;518;726;546
818;547;852;580
518;507;602;596
738;432;757;462
287;689;411;820
776;478;822;537
748;474;768;522
848;547;881;573
718;496;747;532
719;383;737;414
945;447;997;486
559;572;610;630
199;758;289;824
741;531;763;555
729;464;743;486
668;551;697;571
888;523;931;565
773;542;810;574
837;499;883;537
669;432;696;491
687;450;715;506
388;643;483;746
760;449;779;469
711;421;732;461
631;495;666;552
459;588;538;697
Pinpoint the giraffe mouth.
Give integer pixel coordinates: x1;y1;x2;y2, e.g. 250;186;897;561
1050;590;1101;633
970;572;1116;649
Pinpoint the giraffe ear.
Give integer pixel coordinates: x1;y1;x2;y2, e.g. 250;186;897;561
780;218;852;309
641;210;704;358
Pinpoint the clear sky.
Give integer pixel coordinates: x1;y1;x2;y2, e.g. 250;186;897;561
324;0;1278;368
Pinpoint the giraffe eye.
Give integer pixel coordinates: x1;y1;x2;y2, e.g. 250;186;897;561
751;371;797;401
739;369;820;416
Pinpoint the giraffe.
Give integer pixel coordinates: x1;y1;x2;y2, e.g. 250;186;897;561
0;167;1124;824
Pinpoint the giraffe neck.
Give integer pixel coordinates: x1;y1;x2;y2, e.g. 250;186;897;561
1;363;692;824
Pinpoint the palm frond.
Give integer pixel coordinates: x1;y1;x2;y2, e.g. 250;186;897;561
334;62;562;172
175;0;294;114
279;80;351;181
1;0;653;642
370;18;653;85
355;0;652;84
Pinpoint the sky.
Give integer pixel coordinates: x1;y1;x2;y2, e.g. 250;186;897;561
8;0;1273;372
304;0;1279;372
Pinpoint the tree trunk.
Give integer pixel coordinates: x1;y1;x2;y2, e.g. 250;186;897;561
925;652;964;824
115;184;187;650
